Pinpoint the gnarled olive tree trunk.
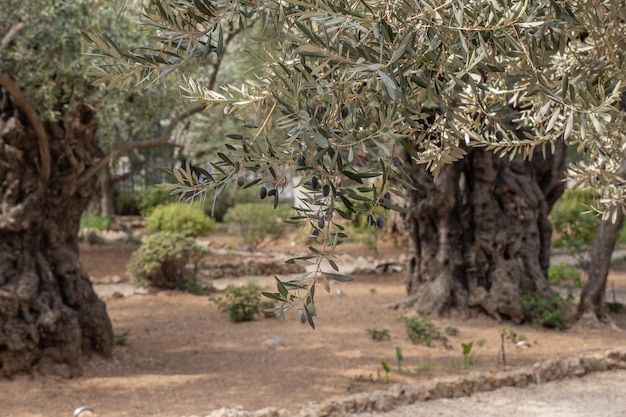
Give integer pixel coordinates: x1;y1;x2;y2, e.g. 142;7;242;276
400;143;566;322
0;85;113;377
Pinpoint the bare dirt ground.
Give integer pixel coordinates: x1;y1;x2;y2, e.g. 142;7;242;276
2;234;626;417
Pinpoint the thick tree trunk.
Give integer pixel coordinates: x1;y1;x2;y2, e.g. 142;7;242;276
0;87;113;377
99;167;116;217
401;144;566;323
577;157;626;325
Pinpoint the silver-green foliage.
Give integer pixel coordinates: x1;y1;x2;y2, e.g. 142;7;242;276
128;232;208;289
90;0;626;327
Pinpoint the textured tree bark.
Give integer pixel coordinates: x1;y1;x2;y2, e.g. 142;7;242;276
98;168;116;217
400;143;566;322
577;157;626;325
0;86;113;377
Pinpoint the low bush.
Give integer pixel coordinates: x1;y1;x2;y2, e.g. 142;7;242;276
521;290;572;330
114;189;141;216
548;263;584;287
138;188;177;216
80;213;112;230
551;189;598;251
212;283;262;322
127;232;209;289
224;203;293;247
367;328;391;341
400;316;452;349
146;203;217;237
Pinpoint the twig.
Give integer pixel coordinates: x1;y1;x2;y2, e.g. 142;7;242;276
0;21;25;51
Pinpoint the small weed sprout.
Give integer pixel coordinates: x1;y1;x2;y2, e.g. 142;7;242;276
367;328;390;341
461;341;474;368
445;326;459;336
115;330;130;346
381;361;390;382
395;346;404;374
417;360;436;373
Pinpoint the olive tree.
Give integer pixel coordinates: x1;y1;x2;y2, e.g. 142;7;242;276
0;0;242;377
93;0;625;327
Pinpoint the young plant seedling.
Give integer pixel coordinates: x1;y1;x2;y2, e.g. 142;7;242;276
381;361;390;382
462;341;474;368
395;346;404;374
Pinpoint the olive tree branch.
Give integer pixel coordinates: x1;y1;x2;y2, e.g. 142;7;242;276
78;103;206;185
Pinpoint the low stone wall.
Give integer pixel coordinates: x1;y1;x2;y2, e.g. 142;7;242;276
201;258;304;279
200;347;626;417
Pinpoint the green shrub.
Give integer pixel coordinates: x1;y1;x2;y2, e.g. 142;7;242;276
146;203;217;237
548;263;583;287
80;213;112;230
127;232;208;289
400;316;451;349
81;229;106;245
224;203;293;247
212;283;262;322
114;189;141;216
202;185;260;222
138;188;177;216
550;189;598;251
521;290;572;330
367;328;391;341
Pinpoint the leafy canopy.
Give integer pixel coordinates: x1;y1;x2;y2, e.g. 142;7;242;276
90;0;626;327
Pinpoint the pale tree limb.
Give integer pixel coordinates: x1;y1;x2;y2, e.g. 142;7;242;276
78;103;205;185
79;26;243;186
0;74;51;183
0;21;25;51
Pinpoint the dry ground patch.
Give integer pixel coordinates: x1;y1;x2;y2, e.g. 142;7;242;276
1;238;626;417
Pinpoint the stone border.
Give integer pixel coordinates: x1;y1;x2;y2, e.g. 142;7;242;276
201;347;626;417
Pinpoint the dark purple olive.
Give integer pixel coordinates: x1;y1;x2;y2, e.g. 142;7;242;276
311;228;320;238
341;106;350;119
377;217;385;229
268;189;276;197
322;184;330;197
300;311;307;324
495;131;504;141
316;105;327;115
317;219;325;229
297;155;306;166
259;187;267;199
392;156;401;167
237;176;245;187
311;176;320;190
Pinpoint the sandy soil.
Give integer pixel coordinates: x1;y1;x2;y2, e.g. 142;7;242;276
1;235;626;417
